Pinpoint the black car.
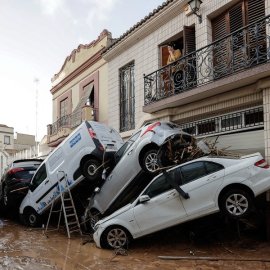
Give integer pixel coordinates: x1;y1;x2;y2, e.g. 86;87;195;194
0;159;43;211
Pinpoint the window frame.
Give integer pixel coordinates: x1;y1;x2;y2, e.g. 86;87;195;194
119;61;135;132
4;135;10;145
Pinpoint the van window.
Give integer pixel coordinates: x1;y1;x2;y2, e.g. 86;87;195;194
31;164;47;191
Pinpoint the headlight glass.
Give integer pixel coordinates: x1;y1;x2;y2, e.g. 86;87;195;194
94;223;100;232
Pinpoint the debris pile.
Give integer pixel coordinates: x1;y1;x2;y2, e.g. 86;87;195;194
157;134;240;169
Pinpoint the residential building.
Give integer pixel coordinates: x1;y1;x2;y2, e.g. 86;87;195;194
14;133;36;151
47;30;114;147
0;124;14;176
103;0;269;158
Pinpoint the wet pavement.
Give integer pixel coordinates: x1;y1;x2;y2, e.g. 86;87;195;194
0;216;270;270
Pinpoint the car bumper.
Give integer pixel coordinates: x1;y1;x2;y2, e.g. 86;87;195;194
93;229;102;248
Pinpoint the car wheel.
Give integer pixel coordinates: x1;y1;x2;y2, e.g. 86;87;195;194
3;186;9;208
82;159;101;182
83;209;100;232
101;226;130;249
141;149;159;174
22;208;41;227
220;188;253;218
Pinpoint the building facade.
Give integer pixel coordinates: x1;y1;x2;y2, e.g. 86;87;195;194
0;124;14;177
103;0;270;158
47;30;114;147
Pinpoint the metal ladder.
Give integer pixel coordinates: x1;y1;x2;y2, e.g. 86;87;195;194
45;171;82;238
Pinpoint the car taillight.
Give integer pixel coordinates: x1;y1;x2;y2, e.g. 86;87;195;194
8;168;24;175
255;159;270;169
88;128;97;138
141;122;161;137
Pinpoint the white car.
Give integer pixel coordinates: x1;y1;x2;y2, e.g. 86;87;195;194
84;121;193;229
93;152;270;249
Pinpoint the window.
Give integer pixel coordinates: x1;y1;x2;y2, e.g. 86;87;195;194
197;120;216;135
212;0;266;76
180;161;223;185
4;136;10;145
60;98;69;126
119;62;135;132
245;109;263;126
204;161;224;174
30;164;47;191
181;162;207;184
221;114;242;130
144;173;173;198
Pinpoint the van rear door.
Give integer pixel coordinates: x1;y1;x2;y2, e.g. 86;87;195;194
87;121;123;151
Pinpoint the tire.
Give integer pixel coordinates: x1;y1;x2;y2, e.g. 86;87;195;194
101;226;130;249
3;186;9;208
141;149;159;174
220;188;253;219
82;159;101;182
22;208;41;227
0;185;7;214
83;209;100;233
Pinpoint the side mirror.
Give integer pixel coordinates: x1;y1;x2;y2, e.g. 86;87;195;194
94;187;100;194
139;195;150;203
28;183;34;192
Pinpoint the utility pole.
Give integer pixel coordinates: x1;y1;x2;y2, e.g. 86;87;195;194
34;77;39;157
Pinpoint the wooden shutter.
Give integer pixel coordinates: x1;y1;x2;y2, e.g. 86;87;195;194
246;0;266;65
229;2;245;71
183;25;197;88
183;25;196;55
246;0;265;24
161;45;170;67
212;13;227;41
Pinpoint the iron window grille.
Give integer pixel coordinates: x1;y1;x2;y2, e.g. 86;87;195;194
119;61;135;132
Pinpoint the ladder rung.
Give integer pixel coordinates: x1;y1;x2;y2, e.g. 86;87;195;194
67;221;78;226
70;229;81;233
66;214;76;218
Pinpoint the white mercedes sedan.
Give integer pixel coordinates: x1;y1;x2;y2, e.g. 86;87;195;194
93;152;270;249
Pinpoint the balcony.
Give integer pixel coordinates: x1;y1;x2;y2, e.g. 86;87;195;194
47;106;96;146
144;15;270;113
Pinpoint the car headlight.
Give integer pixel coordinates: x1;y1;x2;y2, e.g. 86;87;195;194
94;223;100;232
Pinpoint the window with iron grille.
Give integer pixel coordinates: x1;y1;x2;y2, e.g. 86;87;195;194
119;61;135;132
181;107;263;137
60;97;69;126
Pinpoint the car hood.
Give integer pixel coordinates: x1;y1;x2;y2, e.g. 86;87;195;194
98;203;133;225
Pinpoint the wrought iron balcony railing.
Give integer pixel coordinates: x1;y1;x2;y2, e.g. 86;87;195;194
144;15;270;105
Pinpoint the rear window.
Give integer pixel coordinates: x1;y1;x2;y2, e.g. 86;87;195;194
14;170;36;180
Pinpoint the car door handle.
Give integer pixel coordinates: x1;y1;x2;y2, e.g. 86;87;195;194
167;191;177;197
207;175;217;181
127;149;133;155
44;180;49;185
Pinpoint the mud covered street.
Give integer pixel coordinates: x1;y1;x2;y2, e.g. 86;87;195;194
0;214;270;270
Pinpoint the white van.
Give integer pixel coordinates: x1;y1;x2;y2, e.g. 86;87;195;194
19;121;123;227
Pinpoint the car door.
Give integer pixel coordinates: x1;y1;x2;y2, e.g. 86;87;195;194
179;161;225;216
133;170;187;238
28;163;52;213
